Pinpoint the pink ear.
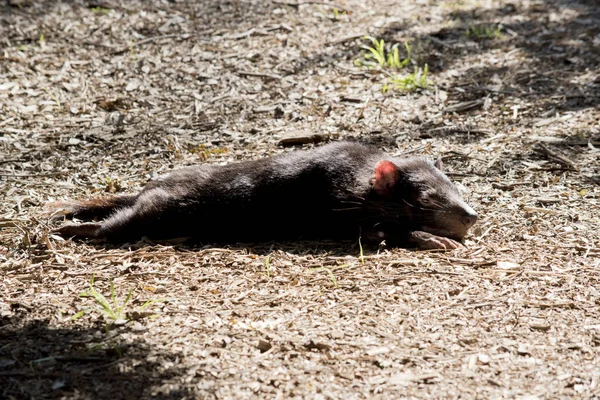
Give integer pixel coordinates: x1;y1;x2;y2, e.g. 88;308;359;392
434;156;443;170
374;160;399;195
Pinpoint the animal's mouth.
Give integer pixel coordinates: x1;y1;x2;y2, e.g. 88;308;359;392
419;204;478;241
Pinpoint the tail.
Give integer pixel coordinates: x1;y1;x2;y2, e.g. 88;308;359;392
48;194;137;221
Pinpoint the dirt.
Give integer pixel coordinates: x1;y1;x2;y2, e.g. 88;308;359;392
1;0;599;399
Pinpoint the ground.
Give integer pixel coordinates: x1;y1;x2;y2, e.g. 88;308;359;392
1;0;599;399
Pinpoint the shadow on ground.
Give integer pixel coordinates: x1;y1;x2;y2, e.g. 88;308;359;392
0;314;191;399
49;235;369;257
3;0;597;115
405;0;600;112
0;0;276;36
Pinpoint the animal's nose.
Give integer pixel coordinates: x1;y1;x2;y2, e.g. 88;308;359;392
462;210;478;228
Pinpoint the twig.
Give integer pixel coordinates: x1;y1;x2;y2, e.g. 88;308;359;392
428;126;492;136
522;206;559;214
326;33;364;46
442;99;484;114
533;143;578;170
0;157;26;164
237;71;282;80
272;1;348;12
227;28;258;40
0;172;64;177
424;35;455;49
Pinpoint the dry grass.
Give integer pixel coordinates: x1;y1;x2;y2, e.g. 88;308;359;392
1;0;599;398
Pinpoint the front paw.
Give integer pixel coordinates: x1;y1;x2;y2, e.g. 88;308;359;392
409;231;464;250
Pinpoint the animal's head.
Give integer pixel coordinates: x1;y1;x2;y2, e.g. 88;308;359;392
372;157;478;240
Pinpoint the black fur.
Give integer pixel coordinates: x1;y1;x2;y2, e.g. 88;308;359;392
51;142;477;249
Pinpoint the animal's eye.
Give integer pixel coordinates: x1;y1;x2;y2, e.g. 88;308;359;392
420;197;430;204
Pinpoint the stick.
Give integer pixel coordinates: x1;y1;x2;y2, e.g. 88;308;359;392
534;143;578;170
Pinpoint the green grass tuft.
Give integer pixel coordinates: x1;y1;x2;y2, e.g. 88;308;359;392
354;36;411;70
76;274;164;325
383;64;431;93
465;25;503;40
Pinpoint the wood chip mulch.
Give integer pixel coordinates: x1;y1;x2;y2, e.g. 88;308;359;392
1;0;599;398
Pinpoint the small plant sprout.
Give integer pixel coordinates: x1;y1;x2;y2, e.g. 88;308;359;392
189;144;229;161
309;264;350;288
310;267;338;288
355;36;411;70
39;33;45;49
383;64;431;94
43;88;62;109
102;176;123;193
332;8;346;20
91;6;111;15
129;40;135;57
75;274;164;326
387;42;412;69
318;6;346;21
465;25;503;40
357;36;385;67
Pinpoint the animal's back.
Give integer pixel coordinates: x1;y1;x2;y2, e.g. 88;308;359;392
136;142;382;241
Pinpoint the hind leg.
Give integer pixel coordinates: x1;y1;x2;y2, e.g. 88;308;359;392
94;207;149;242
55;188;178;243
94;188;176;242
53;208;146;242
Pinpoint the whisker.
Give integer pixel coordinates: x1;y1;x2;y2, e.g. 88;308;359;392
403;199;416;208
338;201;365;206
332;207;363;212
418;207;455;214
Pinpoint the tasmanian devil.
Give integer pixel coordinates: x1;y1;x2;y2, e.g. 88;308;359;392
50;141;478;250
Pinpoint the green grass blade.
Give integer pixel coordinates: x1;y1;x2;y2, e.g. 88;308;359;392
110;280;116;306
89;287;116;320
138;298;166;311
309;267;339;288
366;47;385;65
71;310;87;320
116;288;134;319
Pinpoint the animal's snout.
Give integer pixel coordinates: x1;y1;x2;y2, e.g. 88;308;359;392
462;209;478;228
